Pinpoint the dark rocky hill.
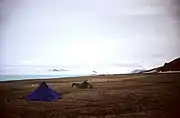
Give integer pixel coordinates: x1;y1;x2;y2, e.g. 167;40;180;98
144;57;180;73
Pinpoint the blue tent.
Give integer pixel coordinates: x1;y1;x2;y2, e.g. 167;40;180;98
26;82;61;101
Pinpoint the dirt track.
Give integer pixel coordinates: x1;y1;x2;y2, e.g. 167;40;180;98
1;73;180;118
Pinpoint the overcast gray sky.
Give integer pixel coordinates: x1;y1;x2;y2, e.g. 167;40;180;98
0;0;180;74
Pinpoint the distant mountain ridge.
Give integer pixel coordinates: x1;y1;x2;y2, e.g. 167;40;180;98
131;69;145;74
144;57;180;73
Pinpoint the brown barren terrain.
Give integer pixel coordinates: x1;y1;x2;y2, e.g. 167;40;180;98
1;73;180;118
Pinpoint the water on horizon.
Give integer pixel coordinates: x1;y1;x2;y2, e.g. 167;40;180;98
0;74;90;81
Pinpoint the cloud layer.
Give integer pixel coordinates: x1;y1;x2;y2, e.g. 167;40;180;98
0;0;180;75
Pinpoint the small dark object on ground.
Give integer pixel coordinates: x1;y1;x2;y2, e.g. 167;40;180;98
72;81;93;89
5;99;10;102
